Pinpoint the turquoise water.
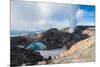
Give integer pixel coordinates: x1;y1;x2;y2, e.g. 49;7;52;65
26;42;46;50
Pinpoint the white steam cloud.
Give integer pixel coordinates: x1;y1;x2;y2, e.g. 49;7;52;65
37;3;79;33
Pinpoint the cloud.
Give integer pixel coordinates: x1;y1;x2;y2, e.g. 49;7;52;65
76;8;95;26
11;1;80;32
76;9;85;20
38;2;79;18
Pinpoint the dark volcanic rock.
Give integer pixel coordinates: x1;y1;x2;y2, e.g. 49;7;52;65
41;28;89;50
66;32;89;50
10;36;32;47
65;26;89;49
10;46;44;67
41;28;72;49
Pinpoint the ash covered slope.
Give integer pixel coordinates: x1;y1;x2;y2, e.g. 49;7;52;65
48;26;95;64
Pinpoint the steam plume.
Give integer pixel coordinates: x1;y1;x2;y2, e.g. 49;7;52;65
68;15;77;33
38;3;79;33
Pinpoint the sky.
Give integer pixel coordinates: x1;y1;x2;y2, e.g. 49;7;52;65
11;1;95;32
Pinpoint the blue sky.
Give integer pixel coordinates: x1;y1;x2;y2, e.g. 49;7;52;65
11;1;95;32
79;5;95;25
